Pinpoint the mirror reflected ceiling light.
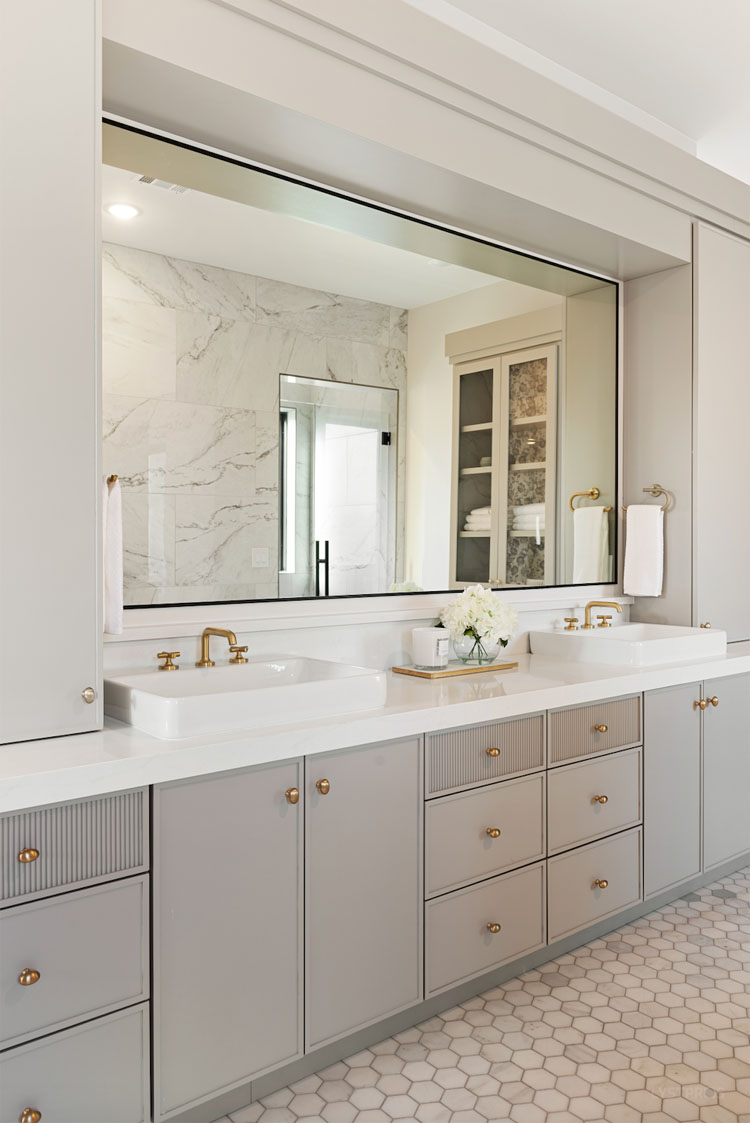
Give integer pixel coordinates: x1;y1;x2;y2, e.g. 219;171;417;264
106;202;139;221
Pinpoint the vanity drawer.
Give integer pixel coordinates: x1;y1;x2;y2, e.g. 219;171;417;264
548;827;643;942
1;789;148;906
0;1003;150;1123
548;695;641;766
548;747;642;854
426;861;545;996
0;876;149;1049
426;773;545;897
425;713;545;797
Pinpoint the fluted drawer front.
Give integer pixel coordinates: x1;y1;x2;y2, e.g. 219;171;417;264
0;1003;149;1123
426;714;545;797
0;877;148;1049
1;789;147;905
426;861;546;996
548;827;643;942
548;696;641;766
548;747;642;854
426;773;545;897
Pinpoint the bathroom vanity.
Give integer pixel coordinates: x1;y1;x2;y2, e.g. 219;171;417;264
1;651;749;1123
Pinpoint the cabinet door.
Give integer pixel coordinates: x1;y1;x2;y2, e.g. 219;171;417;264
703;673;750;870
644;683;701;898
154;762;302;1119
306;737;422;1049
694;224;750;639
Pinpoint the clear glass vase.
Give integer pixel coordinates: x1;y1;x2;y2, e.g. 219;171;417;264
453;632;502;665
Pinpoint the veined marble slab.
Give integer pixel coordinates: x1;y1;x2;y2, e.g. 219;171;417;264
175;494;278;587
257;276;391;346
103;243;257;318
103;297;176;399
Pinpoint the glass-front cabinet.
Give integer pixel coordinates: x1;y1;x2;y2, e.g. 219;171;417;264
451;345;558;588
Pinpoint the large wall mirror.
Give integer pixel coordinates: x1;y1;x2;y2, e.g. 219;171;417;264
102;122;617;607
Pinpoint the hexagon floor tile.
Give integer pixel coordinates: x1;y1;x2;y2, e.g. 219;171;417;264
226;869;750;1123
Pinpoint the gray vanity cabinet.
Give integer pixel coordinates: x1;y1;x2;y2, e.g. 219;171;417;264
305;737;423;1049
644;682;701;898
153;760;303;1120
703;673;750;870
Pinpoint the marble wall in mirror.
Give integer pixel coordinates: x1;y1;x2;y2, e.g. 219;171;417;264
101;123;617;606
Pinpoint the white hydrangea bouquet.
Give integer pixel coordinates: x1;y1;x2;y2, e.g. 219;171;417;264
440;584;518;664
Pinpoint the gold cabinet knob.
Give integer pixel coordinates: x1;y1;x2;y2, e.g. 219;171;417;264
20;1110;42;1123
486;923;501;934
316;779;331;796
285;788;300;805
485;747;500;758
593;794;608;804
709;696;719;707
157;651;181;671
18;968;41;987
594;724;608;733
593;878;609;890
485;827;501;839
700;622;712;629
694;698;708;710
81;686;96;704
18;847;39;864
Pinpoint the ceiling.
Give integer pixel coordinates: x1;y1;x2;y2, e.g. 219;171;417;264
407;0;750;184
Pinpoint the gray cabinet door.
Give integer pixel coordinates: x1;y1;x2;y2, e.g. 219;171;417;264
306;737;423;1049
703;673;750;870
154;761;303;1119
644;683;701;898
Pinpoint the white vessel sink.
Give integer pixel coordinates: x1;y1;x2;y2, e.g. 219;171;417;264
104;655;388;739
530;623;727;667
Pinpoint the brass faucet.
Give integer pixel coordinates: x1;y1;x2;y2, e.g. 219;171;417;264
196;627;248;667
582;601;623;630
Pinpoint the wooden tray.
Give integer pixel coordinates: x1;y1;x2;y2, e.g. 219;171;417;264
392;660;519;680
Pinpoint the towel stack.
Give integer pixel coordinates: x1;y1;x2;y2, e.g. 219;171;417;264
510;503;545;534
463;506;491;532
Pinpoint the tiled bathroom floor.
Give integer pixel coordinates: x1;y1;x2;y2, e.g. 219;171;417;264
222;868;750;1123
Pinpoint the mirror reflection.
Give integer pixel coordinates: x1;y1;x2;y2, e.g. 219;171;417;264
101;123;617;606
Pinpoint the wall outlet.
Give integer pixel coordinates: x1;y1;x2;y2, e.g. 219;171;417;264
252;547;270;568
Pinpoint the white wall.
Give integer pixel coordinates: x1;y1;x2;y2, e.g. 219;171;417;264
405;281;562;588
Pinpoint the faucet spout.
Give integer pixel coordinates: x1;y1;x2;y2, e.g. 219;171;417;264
582;601;623;630
196;627;239;668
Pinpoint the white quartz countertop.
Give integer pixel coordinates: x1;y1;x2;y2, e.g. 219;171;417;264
3;645;750;813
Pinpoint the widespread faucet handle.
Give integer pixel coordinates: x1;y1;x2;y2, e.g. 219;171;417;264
564;618;579;631
157;651;181;671
596;615;612;628
229;645;249;664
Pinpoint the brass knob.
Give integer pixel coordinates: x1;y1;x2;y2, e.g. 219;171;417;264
81;687;95;704
486;923;501;934
486;828;501;839
20;1110;42;1123
18;968;41;987
694;698;708;710
593;794;608;804
596;615;612;628
285;788;300;805
316;779;331;796
700;622;712;629
593;879;609;890
485;747;500;757
157;651;181;671
229;645;249;664
18;848;39;864
709;696;719;707
564;617;579;631
594;724;608;733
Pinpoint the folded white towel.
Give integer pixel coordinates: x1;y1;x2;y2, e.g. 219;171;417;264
469;506;491;516
464;522;491;532
573;506;609;583
465;514;491;523
512;515;545;525
104;477;123;634
623;505;663;596
512;503;545;514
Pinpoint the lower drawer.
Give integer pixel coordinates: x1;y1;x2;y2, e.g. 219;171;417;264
0;1003;150;1123
426;862;546;996
0;877;148;1049
547;747;642;854
548;827;643;943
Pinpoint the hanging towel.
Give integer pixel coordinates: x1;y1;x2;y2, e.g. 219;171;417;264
573;506;609;583
104;477;124;634
623;505;663;597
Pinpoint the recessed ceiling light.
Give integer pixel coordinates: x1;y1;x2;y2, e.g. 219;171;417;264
106;203;139;221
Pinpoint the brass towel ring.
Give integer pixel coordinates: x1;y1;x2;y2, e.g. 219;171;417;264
569;487;613;513
622;484;673;512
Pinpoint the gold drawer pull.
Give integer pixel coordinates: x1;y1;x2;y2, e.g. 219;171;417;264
316;779;330;796
18;848;39;864
485;747;500;757
285;788;299;805
593;878;609;890
485;827;501;839
486;923;501;934
709;696;719;707
593;724;608;733
20;1110;42;1123
694;698;708;710
700;622;712;629
18;968;41;987
593;794;608;805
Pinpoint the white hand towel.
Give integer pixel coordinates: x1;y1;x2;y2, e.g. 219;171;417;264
623;505;663;596
104;477;124;634
465;514;491;525
512;503;545;515
469;506;491;516
573;506;609;583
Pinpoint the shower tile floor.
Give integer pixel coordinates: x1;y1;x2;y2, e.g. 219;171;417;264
221;868;750;1123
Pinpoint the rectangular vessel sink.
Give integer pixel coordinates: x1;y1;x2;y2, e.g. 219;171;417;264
104;656;388;739
530;623;727;667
